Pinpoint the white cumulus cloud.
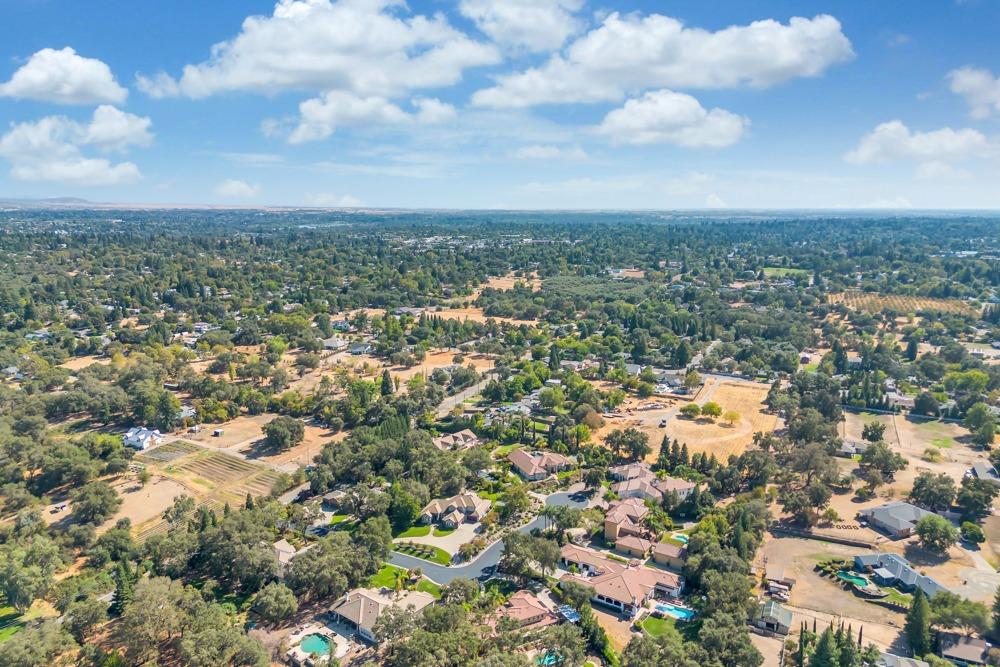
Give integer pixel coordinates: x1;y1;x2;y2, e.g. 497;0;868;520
459;0;583;52
0;47;127;105
948;66;1000;119
288;92;456;143
472;13;853;107
214;179;259;199
845;120;993;164
0;106;151;185
136;0;499;99
596;90;747;147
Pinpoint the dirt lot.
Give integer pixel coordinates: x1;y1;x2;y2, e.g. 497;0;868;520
185;413;273;450
429;305;539;326
58;354;110;371
481;272;541;292
664;380;777;459
100;475;191;534
758;536;905;630
240;422;341;469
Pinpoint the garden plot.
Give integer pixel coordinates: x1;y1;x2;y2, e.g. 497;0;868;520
136;439;202;464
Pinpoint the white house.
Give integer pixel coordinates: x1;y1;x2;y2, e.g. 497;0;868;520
123;427;163;451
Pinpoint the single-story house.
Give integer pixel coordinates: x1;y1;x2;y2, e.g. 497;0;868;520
877;654;928;667
615;535;653;558
858;501;934;538
273;538;311;576
560;544;682;618
854;553;948;598
420;492;491;526
329;588;435;644
968;462;1000;487
750;600;793;636
492;591;557;631
837;440;869;458
432;429;482;452
349;342;373;355
651;542;687;571
123;426;163;451
938;632;991;666
507;449;573;480
322;336;350;351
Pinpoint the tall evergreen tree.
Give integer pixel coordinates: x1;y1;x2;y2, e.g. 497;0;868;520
906;588;932;657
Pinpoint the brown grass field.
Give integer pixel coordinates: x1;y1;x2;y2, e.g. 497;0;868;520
829;291;977;316
662;381;777;460
58;354;111;371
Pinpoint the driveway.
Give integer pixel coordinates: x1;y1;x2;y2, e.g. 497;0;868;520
388;486;591;583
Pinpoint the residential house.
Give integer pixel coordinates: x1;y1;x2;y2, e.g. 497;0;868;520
837;440;869;458
123;426;163;451
608;462;653;482
432;429;482;452
612;474;695;504
349;342;373;355
968;462;1000;487
603;498;649;542
937;632;990;666
858;501;934;538
750;600;793;636
615;535;653;558
507;449;573;480
329;588;435;644
846;351;864;370
559;544;682;618
853;553;948;598
322;336;350;351
651;542;687;571
420;493;491;527
492;591;557;631
273;538;311;576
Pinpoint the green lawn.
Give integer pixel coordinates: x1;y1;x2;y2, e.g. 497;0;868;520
394;525;431;539
492;444;521;458
330;513;350;524
394;542;452;565
368;564;408;589
639;615;675;638
0;603;23;644
930;437;953;449
432;526;456;537
416;579;442;598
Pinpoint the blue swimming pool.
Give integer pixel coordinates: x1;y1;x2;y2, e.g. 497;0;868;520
299;633;331;656
671;533;690;544
655;602;697;621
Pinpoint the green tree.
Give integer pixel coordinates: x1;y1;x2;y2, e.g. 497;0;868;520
252;582;298;624
72;481;122;525
906;588;932;657
915;514;958;552
263;415;305;451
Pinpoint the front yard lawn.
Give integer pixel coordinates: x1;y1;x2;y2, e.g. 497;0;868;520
368;564;407;589
394;525;431;539
432;526;456;537
394;542;452;565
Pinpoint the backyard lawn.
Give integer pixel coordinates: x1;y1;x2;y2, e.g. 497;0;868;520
368;564;408;589
639;615;675;638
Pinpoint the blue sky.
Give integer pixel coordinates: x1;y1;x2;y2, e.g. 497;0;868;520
1;0;999;209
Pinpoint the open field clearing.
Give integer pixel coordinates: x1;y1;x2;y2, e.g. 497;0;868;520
481;272;541;292
184;413;272;449
428;305;539;326
100;476;191;534
58;354;110;371
763;267;810;278
136;439;202;463
239;422;337;468
663;381;777;459
829;291;977;315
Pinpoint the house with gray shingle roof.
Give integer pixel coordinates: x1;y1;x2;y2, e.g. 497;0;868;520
853;553;948;598
858;501;934;538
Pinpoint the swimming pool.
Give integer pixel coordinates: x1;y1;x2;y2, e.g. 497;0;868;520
671;533;690;544
299;633;331;656
536;651;560;666
836;571;869;588
655;602;696;621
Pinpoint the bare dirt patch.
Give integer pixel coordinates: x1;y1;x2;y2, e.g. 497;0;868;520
100;476;191;535
665;381;777;459
59;354;110;371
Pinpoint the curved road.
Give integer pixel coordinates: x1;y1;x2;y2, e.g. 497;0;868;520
388;489;589;584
